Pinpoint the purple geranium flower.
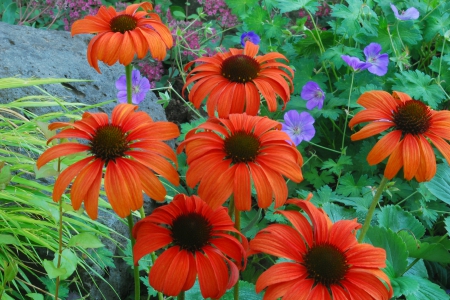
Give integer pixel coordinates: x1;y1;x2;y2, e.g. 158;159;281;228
240;31;261;47
364;43;389;76
281;110;316;146
390;3;419;21
116;69;151;104
301;81;325;110
341;55;372;72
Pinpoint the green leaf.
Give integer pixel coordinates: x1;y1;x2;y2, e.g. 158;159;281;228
377;205;425;239
391;276;420;298
396;21;422;46
405;276;450;300
26;294;44;300
293;30;334;58
337;173;375;197
315;97;347;121
243;7;268;35
68;232;104;249
185;280;262;299
0;234;19;245
3;260;18;282
424;163;450;205
169;6;185;20
43;260;67;279
321;45;362;69
2;2;17;24
445;216;450;235
423;10;450;42
303;167;334;190
398;231;450;263
321;155;352;175
225;0;259;16
275;0;319;14
0;162;11;190
321;202;357;223
52;249;78;280
263;15;289;40
391;70;445;109
365;226;408;277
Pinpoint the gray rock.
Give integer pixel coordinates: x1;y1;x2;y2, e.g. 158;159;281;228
0;21;165;121
0;22;169;299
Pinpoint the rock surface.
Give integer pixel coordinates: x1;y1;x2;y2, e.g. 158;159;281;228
0;22;168;300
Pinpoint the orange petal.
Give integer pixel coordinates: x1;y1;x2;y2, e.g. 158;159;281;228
415;135;436;182
233;163;252;211
402;134;421;180
384;139;404;179
366;130;402;165
37;143;90;169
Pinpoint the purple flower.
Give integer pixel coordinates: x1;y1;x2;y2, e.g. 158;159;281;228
115;69;151;105
281;110;316;146
301;81;325;110
390;3;419;21
240;31;261;47
341;55;372;72
364;43;389;76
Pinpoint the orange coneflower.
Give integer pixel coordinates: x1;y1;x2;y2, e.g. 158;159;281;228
133;194;247;298
249;195;393;300
182;41;294;118
349;90;450;182
71;2;173;73
36;104;179;219
177;114;303;211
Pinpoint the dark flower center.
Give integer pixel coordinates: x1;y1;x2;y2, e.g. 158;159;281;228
392;100;431;135
303;243;349;287
171;213;213;253
221;55;261;83
110;14;138;33
89;125;129;162
224;131;261;163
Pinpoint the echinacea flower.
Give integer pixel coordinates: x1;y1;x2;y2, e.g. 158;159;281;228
36;104;180;219
364;43;389;76
71;2;173;73
301;81;325;110
116;69;151;104
341;55;372;72
133;194;247;299
177;114;303;211
281;110;315;146
182;41;294;118
349;90;450;182
240;31;260;47
390;3;420;21
249;195;393;300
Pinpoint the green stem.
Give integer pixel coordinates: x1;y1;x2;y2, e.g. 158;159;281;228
54;158;63;300
234;206;240;300
308;142;342;154
127;214;140;300
177;291;185;300
125;64;133;104
340;71;355;152
358;176;390;243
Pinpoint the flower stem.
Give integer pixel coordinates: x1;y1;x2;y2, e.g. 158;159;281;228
126;64;133;104
234;206;240;300
127;214;140;300
177;291;185;300
358;176;390;243
54;158;63;300
340;71;355;152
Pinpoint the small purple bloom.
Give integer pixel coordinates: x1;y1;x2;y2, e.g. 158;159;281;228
301;81;325;110
364;43;389;76
390;3;419;21
240;31;261;47
115;69;151;105
281;110;316;146
341;55;372;72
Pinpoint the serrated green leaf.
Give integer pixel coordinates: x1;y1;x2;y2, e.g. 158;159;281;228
2;2;17;24
303;167;334;190
337;173;375;197
68;232;104;249
396;21;422;46
424;11;450;42
424;163;450;205
445;216;450;235
275;0;319;14
377;205;425;239
392;70;445;108
321;45;362;69
398;231;450;263
315;97;346;121
243;7;268;35
321;155;352;175
365;226;408;276
405;276;450;300
263;15;289;40
391;276;420;298
293;30;334;58
225;0;259;16
321;202;357;223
